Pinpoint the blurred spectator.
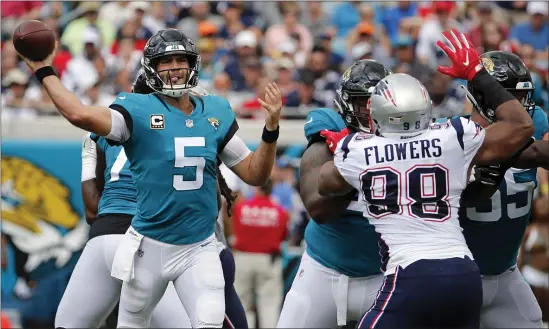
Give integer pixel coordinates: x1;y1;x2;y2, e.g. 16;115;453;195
520;216;549;322
509;2;549;55
330;1;361;37
467;3;510;54
177;2;223;42
347;22;390;66
61;27;113;94
217;3;245;45
416;1;462;69
232;179;288;328
1;2;42;36
124;2;154;41
317;33;344;72
98;1;133;29
285;69;326;109
425;71;467;119
479;21;516;53
241;57;263;93
241;77;271;114
301;1;330;40
1;69;37;120
392;34;433;85
112;38;141;75
197;39;223;88
274;58;297;97
81;78;115;107
142;2;167;34
381;1;418;42
306;46;340;108
24;86;57;115
60;2;116;56
270;158;297;212
224;30;260;91
264;3;313;64
1;42;20;87
520;45;549;110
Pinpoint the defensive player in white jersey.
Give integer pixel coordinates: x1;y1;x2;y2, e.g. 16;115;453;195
317;30;534;328
278;60;392;328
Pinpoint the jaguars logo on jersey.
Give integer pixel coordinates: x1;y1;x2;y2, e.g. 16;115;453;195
1;157;88;277
208;117;220;131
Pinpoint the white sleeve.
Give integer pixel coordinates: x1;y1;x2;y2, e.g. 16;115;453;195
219;135;252;168
106;109;131;143
81;133;97;182
452;117;486;164
333;134;363;191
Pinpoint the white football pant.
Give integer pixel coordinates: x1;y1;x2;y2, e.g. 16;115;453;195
277;251;383;328
55;234;191;328
115;231;225;328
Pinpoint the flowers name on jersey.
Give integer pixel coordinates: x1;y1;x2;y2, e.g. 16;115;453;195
1;157;88;278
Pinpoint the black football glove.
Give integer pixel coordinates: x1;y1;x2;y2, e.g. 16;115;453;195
469;164;506;186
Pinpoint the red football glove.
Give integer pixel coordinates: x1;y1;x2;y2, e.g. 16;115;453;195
436;29;484;81
320;128;350;154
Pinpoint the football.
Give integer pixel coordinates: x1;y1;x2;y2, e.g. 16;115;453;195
12;20;56;62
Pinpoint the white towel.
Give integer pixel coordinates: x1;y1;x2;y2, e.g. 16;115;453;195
111;226;143;282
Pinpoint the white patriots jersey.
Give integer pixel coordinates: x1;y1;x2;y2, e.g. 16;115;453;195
334;117;485;275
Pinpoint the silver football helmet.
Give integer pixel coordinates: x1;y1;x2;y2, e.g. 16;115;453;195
368;73;433;138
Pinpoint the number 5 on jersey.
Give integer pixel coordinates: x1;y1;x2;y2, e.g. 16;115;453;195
111;137;207;191
173;137;206;191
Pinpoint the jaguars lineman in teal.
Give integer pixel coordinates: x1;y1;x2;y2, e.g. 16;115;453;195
448;51;546;328
30;28;281;329
278;60;391;328
461;107;547;328
91;135;137;217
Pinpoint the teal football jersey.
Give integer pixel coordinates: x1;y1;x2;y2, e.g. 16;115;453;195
303;108;381;277
110;93;237;245
447;107;549;275
91;134;137;216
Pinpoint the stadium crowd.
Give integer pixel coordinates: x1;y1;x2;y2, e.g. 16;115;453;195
1;1;548;328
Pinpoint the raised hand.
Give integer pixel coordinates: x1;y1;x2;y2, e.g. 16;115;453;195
258;82;282;131
321;128;351;154
436;29;484;81
16;40;58;72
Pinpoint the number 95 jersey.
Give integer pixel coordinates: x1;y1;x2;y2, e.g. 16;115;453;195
334;117;485;275
109;92;238;245
460;107;549;275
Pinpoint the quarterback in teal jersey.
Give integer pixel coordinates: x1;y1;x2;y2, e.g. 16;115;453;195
443;51;549;328
55;133;191;328
278;60;392;328
19;28;281;328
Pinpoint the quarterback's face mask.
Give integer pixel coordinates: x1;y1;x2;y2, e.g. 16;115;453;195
155;55;190;86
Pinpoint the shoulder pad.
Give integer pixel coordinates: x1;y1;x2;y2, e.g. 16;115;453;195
304;108;346;143
111;92;150;113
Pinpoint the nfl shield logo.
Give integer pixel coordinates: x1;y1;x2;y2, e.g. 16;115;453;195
186;119;194;128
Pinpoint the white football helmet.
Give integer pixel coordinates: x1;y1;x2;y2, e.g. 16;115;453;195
368;73;433;138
